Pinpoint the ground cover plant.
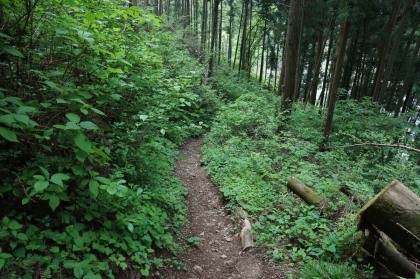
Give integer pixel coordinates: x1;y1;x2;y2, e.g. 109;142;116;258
0;0;218;277
203;69;420;277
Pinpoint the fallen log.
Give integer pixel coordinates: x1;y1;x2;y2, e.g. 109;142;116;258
362;229;420;278
287;177;327;209
240;218;254;251
358;180;420;260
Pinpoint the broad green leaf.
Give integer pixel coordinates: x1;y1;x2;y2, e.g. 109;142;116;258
139;115;148;121
65;121;80;130
95;176;110;184
50;173;70;187
48;196;60;211
74;132;92;153
51;246;60;253
33;175;45;180
75;149;88;162
16;233;28;241
22;198;29;205
8;221;23;230
140;269;149;276
45;81;63;92
13;114;30;125
0;114;15;125
1;45;24;57
89;180;99;197
110;94;122;100
0;258;4;269
39;166;49;179
127;223;134;232
17;106;36;114
73;267;84;279
92;146;110;160
107;66;123;74
91;108;105;115
34;180;49;192
0;32;12;40
0;127;17;142
66;113;81;123
79;121;98;130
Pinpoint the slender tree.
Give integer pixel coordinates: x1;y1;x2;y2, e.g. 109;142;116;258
281;0;304;111
208;0;220;77
323;19;350;140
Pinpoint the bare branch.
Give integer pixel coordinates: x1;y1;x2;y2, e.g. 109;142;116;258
326;143;420;154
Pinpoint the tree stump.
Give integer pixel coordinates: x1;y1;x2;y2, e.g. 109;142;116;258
358;180;420;260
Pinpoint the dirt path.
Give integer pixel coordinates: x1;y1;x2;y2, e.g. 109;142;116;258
152;137;285;279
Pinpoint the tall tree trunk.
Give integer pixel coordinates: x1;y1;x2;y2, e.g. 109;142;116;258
200;0;208;64
259;18;268;83
340;29;359;94
274;44;280;92
208;0;220;77
281;0;304;112
378;7;409;104
154;0;159;15
323;19;350;141
372;0;401;101
277;35;286;96
218;0;223;64
319;17;335;109
194;0;198;33
351;21;367;100
309;31;325;105
246;0;253;77
303;42;316;103
293;3;305;102
227;0;234;66
238;0;250;73
233;2;244;69
394;36;420;117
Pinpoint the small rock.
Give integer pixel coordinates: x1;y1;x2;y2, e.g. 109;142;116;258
220;254;228;259
193;265;203;274
225;237;233;242
200;232;205;236
224;260;234;266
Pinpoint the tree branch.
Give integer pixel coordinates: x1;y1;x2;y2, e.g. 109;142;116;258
326;143;420;154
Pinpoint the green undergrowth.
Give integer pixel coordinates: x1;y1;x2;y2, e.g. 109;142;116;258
0;1;218;278
203;70;419;277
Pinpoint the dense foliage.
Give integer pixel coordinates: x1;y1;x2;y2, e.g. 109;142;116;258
0;0;218;277
203;70;419;276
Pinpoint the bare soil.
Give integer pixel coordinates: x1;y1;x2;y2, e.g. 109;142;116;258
151;136;286;279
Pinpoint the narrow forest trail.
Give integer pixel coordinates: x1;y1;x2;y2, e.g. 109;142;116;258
152;137;285;279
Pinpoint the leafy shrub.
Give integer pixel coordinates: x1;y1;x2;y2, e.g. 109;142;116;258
0;0;218;277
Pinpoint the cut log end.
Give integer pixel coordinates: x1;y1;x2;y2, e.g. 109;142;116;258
287;177;325;206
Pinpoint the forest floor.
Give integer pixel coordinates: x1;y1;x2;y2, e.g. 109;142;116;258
151;136;287;279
